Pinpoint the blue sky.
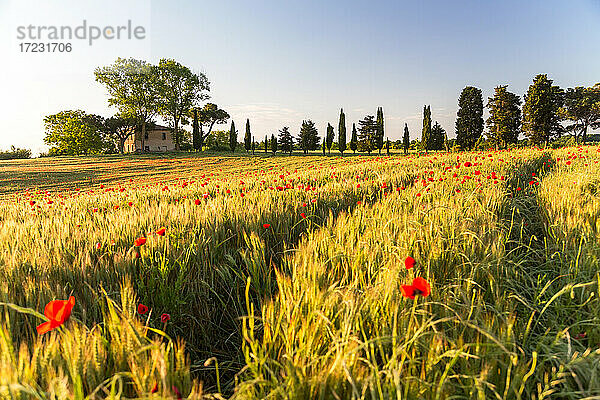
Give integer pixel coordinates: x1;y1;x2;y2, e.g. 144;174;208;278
1;0;599;154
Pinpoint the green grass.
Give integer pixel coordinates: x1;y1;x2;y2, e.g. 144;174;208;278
1;147;600;399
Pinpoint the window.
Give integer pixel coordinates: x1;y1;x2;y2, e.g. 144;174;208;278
145;146;150;151
162;132;166;140
144;132;148;140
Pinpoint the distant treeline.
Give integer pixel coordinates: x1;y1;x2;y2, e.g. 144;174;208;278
41;57;600;156
0;146;31;160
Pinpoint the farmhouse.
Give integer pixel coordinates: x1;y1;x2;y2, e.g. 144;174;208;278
123;124;175;153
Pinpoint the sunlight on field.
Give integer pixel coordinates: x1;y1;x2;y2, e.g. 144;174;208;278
2;146;600;399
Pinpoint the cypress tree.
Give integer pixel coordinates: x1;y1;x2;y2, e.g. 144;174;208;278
421;105;432;153
322;138;326;155
486;86;522;149
229;120;237;152
386;138;390;155
338;108;346;155
522;74;564;147
326;123;334;155
271;134;278;153
350;123;358;153
264;134;268;153
376;107;384;154
251;136;255;154
244;119;251;152
455;86;484;150
403;123;410;154
192;108;200;151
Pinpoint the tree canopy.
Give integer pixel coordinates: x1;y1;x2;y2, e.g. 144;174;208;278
486;85;521;148
455;86;484;150
522;74;564;146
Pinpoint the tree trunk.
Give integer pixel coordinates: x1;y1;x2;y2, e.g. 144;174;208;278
119;137;126;154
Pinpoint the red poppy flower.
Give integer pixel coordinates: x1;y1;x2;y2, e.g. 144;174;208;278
400;277;431;299
400;284;416;299
134;237;147;246
161;313;171;323
300;212;306;219
151;382;159;393
156;227;166;236
263;223;270;229
412;277;431;297
137;304;148;314
404;256;416;269
36;296;75;334
128;202;133;207
194;199;201;205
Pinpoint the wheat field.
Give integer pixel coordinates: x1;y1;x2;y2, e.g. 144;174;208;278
1;147;600;399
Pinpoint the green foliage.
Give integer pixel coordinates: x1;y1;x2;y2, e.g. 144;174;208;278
94;58;161;152
244;119;252;152
156;59;209;151
421;105;432;152
375;107;385;154
560;84;600;144
0;146;31;160
338;109;346;155
350;123;358;153
429;121;446;151
455;86;484;150
44;110;111;155
326;123;335;154
522;74;564;146
206;129;230;151
195;103;230;151
104;114;137;154
486;85;522;149
358;115;376;154
271;134;278;154
192;109;200;150
278;127;294;154
298;120;319;154
229;121;237;152
403;123;410;154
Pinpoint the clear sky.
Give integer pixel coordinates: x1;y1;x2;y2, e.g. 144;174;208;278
1;0;599;154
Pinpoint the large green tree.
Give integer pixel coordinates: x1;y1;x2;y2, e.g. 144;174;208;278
229;121;237;152
403;123;410;154
271;134;278;154
486;85;522;149
95;58;161;152
156;58;209;151
104;114;137;153
278;126;294;154
193;103;230;151
560;84;600;144
299;120;319;154
244;119;252;152
455;86;484;150
522;74;564;146
326;123;335;155
430;122;446;151
44;110;109;155
421;105;432;152
376;107;385;154
350;123;358;153
338;108;346;155
358;115;376;154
